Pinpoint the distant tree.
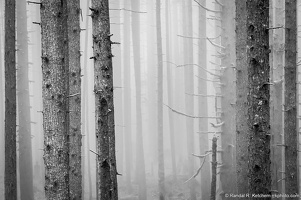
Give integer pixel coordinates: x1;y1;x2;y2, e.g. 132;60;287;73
40;0;70;198
284;0;298;196
236;0;271;195
16;0;34;199
4;0;17;199
156;0;165;199
91;0;118;199
123;0;133;192
67;0;82;199
131;0;147;199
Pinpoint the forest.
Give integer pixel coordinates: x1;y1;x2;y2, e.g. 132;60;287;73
0;0;300;200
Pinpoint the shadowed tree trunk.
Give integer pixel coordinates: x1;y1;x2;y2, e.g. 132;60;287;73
210;137;218;200
156;0;165;199
284;0;298;197
123;0;133;193
131;0;147;199
91;0;118;199
40;0;70;199
16;0;34;199
5;0;17;199
236;0;271;196
0;0;4;196
67;0;82;199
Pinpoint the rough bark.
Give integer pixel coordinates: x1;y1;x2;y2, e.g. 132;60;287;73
220;0;237;198
210;137;218;200
284;0;298;197
165;0;177;182
236;0;271;197
0;0;4;195
131;0;147;199
91;0;118;199
157;0;165;199
270;0;284;196
16;0;34;199
67;0;82;199
5;0;17;199
198;1;210;199
41;0;70;199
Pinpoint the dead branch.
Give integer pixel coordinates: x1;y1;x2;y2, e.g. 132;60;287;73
90;149;100;156
197;131;222;134
185;156;207;183
207;37;225;49
193;0;221;13
195;75;220;82
192;152;211;159
27;1;41;5
267;26;284;30
177;34;201;40
109;8;147;13
186;93;222;97
176;63;220;77
210;122;225;128
164;103;220;119
215;0;224;7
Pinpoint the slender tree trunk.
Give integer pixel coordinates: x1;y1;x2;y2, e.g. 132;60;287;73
182;1;195;199
198;1;210;199
220;0;236;198
67;0;82;199
131;0;147;199
5;0;17;199
165;0;177;182
236;0;271;197
270;0;284;196
40;0;70;199
284;0;298;197
16;0;34;199
123;0;133;192
156;0;165;199
91;0;118;199
210;137;218;200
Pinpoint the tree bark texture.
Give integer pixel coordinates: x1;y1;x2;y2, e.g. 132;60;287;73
236;0;271;197
41;0;70;199
67;0;82;199
220;0;237;198
91;0;118;199
16;0;34;199
284;0;298;197
210;137;218;200
5;0;17;199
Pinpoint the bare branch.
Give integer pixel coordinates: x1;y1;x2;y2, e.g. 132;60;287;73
210;122;225;128
185;156;207;183
27;1;41;5
89;149;100;156
192;152;212;159
186;93;222;97
193;0;221;13
109;8;147;13
195;75;220;82
215;0;224;7
176;63;220;77
177;34;201;40
207;37;225;49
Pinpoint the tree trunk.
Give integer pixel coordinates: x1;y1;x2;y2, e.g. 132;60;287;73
5;0;17;199
220;0;237;198
41;0;70;199
210;137;218;200
165;0;177;182
67;0;82;199
236;0;271;196
16;0;34;199
198;1;210;199
183;1;195;199
131;0;147;199
123;0;133;192
156;0;165;199
284;0;298;197
270;0;284;196
91;0;118;199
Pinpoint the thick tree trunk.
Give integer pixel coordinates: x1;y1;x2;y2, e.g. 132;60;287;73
123;0;133;192
0;0;4;196
284;0;298;197
40;0;70;199
91;0;118;199
220;0;237;198
210;137;218;200
198;1;210;199
156;0;165;199
4;0;17;199
131;0;147;199
16;0;34;199
236;0;271;197
67;0;82;199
